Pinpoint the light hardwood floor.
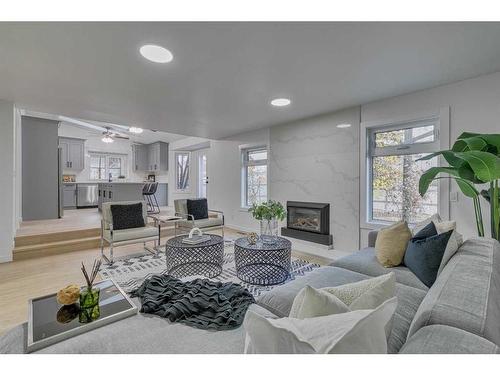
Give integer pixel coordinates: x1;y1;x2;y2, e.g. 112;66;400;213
0;228;331;336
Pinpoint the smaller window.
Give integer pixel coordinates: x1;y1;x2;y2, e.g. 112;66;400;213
175;152;190;191
89;153;127;181
242;147;268;207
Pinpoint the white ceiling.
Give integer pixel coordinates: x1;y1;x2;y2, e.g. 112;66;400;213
2;22;500;139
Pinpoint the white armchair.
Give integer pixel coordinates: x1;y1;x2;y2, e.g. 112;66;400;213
174;199;224;237
101;201;160;264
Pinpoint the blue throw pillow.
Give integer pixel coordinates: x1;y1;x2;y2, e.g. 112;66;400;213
412;221;438;240
404;229;453;288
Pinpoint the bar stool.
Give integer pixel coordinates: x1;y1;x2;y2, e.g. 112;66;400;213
143;182;160;214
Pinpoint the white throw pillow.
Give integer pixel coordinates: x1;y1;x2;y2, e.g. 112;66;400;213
289;285;350;319
323;273;396;311
434;220;464;275
244;297;398;354
411;213;442;235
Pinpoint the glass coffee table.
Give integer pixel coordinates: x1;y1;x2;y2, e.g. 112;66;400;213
234;236;292;286
27;279;137;353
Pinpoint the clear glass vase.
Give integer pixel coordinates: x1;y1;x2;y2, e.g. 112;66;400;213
260;218;279;244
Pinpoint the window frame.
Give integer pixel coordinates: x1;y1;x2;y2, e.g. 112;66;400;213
88;152;127;181
241;145;268;209
174;151;191;193
360;108;450;231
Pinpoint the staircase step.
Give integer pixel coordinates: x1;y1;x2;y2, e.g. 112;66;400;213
14;228;101;247
13;237;102;261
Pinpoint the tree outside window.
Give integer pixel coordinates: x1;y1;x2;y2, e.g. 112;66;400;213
176;152;190;191
369;123;439;224
242;147;268;207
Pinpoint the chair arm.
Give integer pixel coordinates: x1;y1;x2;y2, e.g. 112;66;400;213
208;209;224;225
175;212;195;222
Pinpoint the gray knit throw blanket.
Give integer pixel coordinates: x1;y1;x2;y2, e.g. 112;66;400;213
130;274;255;331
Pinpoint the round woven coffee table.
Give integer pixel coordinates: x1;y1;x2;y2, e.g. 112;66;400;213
165;234;224;278
234;236;292;286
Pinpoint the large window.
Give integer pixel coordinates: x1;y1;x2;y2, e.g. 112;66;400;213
89;153;127;180
242;147;268;207
175;152;190;191
367;119;440;224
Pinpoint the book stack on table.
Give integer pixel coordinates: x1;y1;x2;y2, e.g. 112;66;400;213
181;235;211;245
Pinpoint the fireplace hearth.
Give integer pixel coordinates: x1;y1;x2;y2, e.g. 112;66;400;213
281;201;333;246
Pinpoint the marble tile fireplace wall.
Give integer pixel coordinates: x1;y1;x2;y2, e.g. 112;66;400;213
269;106;360;251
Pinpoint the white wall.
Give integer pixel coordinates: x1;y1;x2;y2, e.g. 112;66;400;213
14;108;22;229
269;107;361;251
208;128;270;232
0;100;15;263
360;71;500;243
58;122;161;183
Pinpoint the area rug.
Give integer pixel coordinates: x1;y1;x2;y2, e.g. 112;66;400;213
99;250;321;298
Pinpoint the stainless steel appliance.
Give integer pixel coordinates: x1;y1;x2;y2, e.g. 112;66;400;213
58;148;63;218
77;183;98;208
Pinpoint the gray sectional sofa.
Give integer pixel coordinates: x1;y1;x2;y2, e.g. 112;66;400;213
1;235;499;354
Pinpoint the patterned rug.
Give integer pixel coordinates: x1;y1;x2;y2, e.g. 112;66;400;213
99;247;321;298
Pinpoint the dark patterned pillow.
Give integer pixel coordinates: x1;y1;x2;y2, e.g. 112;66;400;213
187;198;208;220
110;203;145;230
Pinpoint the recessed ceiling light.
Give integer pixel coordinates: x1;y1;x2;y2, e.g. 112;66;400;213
336;123;352;128
129;126;144;134
139;44;173;63
102;135;114;143
270;98;291;107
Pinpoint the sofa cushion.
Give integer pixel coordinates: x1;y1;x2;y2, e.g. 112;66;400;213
0;303;274;354
407;237;500;346
332;247;429;291
187;198;208;220
400;325;500;354
256;266;369;318
103;226;158;242
388;283;426;354
177;217;223;229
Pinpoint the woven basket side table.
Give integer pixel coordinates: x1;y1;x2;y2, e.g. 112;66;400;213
165;234;224;279
234;236;291;286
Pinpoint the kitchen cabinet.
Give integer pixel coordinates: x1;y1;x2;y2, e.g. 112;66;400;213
97;183;168;211
132;144;149;172
63;183;77;208
59;137;85;170
133;141;168;172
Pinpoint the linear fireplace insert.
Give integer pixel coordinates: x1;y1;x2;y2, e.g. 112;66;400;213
281;201;333;246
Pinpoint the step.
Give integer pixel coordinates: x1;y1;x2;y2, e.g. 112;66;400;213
14;228;101;247
13;226;177;261
13;236;102;261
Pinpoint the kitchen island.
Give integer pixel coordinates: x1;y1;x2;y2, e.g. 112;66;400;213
97;182;167;211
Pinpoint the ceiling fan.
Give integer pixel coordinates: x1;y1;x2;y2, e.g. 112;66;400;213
101;127;129;143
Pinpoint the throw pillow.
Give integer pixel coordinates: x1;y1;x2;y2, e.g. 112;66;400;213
411;213;442;235
434;220;464;276
243;297;398;354
403;230;453;288
288;286;350;319
375;221;412;267
411;221;438;241
186;198;209;220
323;272;396;311
110;203;145;230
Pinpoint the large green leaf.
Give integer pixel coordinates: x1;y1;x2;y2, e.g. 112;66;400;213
458;132;500;155
417;150;465;168
453;151;500;182
419;167;479;198
451;137;487;152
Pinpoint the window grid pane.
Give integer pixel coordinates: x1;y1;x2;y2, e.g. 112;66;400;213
246;165;267;206
371;153;438;224
176;153;190;190
374;125;435;148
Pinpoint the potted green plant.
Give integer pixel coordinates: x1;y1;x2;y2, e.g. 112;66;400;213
418;132;500;241
249;200;287;244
